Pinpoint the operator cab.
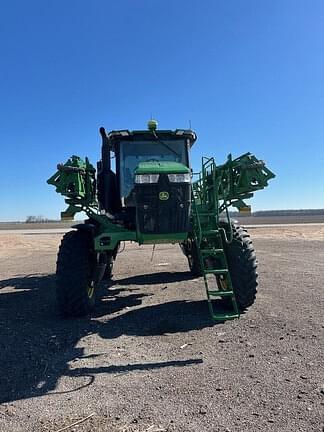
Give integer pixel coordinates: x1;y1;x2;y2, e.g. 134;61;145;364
97;121;196;237
117;133;194;206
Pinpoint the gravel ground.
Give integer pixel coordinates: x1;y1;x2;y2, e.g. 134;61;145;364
0;226;323;432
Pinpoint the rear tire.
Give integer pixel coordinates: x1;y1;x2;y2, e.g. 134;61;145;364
223;224;258;310
56;230;96;317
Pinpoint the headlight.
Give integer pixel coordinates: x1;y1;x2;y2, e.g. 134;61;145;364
167;173;191;183
135;174;159;184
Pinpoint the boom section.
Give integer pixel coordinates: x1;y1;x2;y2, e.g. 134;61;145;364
192;152;275;216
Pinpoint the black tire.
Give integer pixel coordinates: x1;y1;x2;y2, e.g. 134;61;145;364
101;241;120;280
56;230;97;317
101;252;114;280
183;237;203;277
222;224;258;310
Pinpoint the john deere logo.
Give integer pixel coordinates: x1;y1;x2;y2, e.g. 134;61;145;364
159;191;169;201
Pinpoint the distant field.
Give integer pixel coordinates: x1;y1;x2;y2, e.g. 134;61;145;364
0;222;76;230
234;214;324;225
1;214;324;230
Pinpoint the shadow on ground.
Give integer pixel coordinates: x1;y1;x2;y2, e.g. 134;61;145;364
0;274;54;291
0;272;213;404
115;271;195;286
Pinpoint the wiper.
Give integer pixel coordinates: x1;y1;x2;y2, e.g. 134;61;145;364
152;131;181;158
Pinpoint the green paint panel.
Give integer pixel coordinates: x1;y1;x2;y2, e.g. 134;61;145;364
135;161;190;174
138;232;188;245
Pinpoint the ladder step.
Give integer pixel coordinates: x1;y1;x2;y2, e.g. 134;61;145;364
207;290;234;297
192;185;240;321
204;269;228;275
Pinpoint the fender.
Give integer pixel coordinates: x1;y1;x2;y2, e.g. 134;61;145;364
72;223;96;237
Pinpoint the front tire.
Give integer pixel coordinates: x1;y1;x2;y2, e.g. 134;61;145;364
56;230;97;317
223;224;258;310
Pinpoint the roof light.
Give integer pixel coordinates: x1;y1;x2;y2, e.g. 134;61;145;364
148;119;158;131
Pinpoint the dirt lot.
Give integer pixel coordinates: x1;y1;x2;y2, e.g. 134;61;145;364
0;225;323;432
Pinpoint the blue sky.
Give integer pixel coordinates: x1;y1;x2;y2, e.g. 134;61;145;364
1;0;323;221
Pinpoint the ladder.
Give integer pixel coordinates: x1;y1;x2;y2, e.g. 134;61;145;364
192;158;240;321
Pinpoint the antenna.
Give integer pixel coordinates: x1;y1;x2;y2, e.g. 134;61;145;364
189;119;192;129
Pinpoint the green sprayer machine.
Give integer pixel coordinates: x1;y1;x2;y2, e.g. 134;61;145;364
47;120;275;321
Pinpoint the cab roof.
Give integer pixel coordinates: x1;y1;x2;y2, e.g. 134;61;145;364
107;129;197;148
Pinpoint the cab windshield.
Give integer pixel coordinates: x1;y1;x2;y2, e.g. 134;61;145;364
119;139;188;205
